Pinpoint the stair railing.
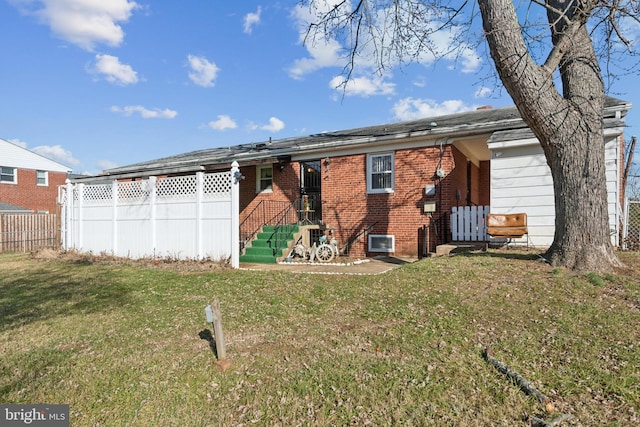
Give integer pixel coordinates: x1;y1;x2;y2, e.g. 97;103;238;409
269;203;300;257
239;200;292;250
340;222;378;255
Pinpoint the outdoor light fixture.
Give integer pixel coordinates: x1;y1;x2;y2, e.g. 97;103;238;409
324;157;330;173
233;170;245;183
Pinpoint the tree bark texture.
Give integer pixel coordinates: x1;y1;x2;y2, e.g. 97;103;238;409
478;0;621;271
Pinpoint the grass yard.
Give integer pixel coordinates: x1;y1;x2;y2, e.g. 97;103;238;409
1;250;639;426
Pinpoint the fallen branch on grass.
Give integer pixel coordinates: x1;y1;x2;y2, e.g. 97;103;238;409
531;413;574;427
482;347;552;409
482;348;576;426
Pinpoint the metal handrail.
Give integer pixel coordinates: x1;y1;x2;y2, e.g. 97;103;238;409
339;222;378;255
239;195;322;257
269;203;299;257
239;200;292;249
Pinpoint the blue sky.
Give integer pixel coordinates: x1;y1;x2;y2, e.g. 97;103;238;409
1;1;639;176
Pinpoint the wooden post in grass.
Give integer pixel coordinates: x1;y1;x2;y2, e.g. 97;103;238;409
211;299;227;360
205;300;231;371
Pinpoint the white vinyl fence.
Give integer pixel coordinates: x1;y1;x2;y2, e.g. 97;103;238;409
450;205;490;242
623;198;640;250
61;162;241;268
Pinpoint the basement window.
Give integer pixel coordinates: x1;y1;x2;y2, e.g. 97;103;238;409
368;234;395;253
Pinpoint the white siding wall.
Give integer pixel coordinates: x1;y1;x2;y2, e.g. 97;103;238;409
0;138;71;172
489;136;621;247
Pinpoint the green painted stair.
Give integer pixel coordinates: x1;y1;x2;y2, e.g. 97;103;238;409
240;225;299;264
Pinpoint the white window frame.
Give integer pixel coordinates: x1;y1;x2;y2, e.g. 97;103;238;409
256;164;273;193
367;152;394;193
0;166;17;184
36;170;49;186
368;234;395;253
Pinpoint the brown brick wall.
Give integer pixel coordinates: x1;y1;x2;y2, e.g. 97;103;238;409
236;144;483;258
238;162;301;223
0;169;66;213
319;145;466;258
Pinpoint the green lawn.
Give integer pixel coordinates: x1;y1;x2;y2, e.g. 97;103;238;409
1;250;639;426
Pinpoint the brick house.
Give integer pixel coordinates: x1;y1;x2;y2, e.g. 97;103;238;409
1;138;72;214
73;97;630;260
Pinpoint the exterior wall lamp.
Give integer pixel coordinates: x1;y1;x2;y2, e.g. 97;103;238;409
233;170;245;183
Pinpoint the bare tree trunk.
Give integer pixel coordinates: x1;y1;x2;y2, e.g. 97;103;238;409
479;0;621;272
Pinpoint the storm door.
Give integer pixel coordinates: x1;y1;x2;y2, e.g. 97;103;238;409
300;160;321;223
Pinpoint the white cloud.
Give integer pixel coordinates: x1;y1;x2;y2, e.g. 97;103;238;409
91;54;138;85
475;86;491;98
287;41;343;79
330;75;395;97
111;105;178;119
10;0;139;51
459;47;482;74
288;5;345;79
8;138;79;166
260;117;285;132
392;97;471;121
31;144;80;166
243;6;261;34
208;115;237;131
288;2;482;79
187;54;219;87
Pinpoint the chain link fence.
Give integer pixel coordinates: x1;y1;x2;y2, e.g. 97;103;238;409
623;199;640;251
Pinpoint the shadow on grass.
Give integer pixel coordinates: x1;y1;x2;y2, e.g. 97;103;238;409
451;248;546;262
0;347;74;399
0;264;132;332
198;329;219;359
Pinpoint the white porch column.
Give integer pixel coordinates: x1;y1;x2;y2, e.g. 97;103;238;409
77;183;84;251
149;176;157;256
111;180;118;256
196;172;204;260
63;180;74;250
231;161;240;269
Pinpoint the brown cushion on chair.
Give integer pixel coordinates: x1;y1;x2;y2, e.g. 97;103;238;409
487;213;528;238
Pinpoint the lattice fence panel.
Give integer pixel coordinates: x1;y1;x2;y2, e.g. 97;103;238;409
157;175;197;199
624;200;640;250
118;181;150;202
204;172;231;198
83;184;113;205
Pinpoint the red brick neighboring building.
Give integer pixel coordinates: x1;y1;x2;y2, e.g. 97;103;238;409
1;138;71;214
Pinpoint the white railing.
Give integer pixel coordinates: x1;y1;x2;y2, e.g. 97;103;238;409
451;205;490;242
61;163;241;267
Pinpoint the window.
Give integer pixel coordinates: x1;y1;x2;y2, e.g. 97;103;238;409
368;234;395;253
256;164;273;193
0;167;16;184
37;170;48;186
367;152;394;193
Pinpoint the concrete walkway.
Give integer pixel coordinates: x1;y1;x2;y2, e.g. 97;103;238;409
239;255;417;275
